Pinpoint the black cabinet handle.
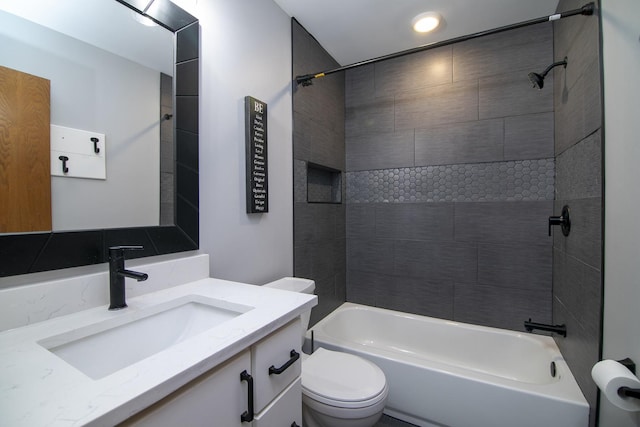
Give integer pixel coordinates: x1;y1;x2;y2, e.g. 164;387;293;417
269;349;300;375
240;370;254;423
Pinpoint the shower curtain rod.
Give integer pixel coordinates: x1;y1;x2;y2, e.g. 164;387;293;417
295;2;595;87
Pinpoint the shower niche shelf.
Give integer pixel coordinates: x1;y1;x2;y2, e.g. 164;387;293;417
306;162;342;204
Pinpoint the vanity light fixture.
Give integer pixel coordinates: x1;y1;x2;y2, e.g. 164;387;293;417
412;12;442;33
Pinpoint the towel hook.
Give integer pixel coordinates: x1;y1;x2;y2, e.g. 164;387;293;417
58;155;69;174
90;137;100;154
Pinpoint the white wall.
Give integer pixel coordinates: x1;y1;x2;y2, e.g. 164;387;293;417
191;0;294;284
601;0;640;426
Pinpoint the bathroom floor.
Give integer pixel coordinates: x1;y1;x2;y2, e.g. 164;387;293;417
375;415;418;427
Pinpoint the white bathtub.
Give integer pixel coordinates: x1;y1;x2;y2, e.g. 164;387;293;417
306;303;589;427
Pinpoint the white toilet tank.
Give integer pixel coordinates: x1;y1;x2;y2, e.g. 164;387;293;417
263;277;315;339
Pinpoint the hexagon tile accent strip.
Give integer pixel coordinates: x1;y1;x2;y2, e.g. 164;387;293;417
346;158;554;203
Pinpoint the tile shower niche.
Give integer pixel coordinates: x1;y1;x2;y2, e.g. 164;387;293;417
307;163;342;204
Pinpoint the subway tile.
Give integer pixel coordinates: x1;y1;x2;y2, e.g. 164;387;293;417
294;243;313;279
415;119;504;166
346;64;375;108
394;240;477;284
454;201;553;246
293;160;307;203
346;270;378;306
454;283;551;331
375;276;454;320
310;294;344;327
555;130;602;200
395;80;478;130
293;111;311;161
554;59;602;154
294;74;345;136
479;70;553;119
310;276;342;326
553;250;602;337
553;296;599;425
554;198;601;270
453;22;553;82
554;11;600;92
294;202;315;243
295;112;344;170
346;203;376;239
335;204;346;240
375;203;454;241
310;203;337;242
347;238;395;275
346;96;395;138
346;130;415;171
334;238;347;275
553;0;595;60
312;239;338;281
478;243;552;291
335;269;347;302
374;46;452;97
314;272;336;297
504;112;554;160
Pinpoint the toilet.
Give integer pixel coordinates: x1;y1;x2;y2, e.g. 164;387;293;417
264;277;388;427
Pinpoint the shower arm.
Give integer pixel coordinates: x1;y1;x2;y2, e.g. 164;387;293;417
539;58;568;79
296;2;595;86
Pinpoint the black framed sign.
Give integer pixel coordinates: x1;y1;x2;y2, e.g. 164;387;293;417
245;96;268;213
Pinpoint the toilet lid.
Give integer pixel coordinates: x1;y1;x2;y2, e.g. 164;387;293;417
302;348;387;406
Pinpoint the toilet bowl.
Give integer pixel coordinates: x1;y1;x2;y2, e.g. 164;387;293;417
264;277;388;427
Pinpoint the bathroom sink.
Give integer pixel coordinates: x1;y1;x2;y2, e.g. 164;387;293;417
38;296;253;379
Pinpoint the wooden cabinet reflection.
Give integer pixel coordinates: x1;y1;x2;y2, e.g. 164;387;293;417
0;65;51;233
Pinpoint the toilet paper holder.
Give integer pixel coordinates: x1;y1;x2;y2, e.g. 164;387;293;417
618;358;640;399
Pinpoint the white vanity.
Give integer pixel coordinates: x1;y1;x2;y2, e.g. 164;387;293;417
0;254;316;426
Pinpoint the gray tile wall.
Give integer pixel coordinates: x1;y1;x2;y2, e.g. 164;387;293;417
552;1;603;424
292;20;346;325
345;22;556;331
160;73;174;225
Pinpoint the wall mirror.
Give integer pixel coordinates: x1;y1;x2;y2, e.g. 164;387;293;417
0;0;199;277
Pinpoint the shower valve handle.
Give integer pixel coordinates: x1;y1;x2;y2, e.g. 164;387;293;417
548;205;571;236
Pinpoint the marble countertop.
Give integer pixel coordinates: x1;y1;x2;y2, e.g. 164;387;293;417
0;278;316;426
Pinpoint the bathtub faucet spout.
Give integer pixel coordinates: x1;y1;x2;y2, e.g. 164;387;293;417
524;319;567;337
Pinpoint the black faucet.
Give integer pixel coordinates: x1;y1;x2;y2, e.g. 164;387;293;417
524;318;567;337
108;246;148;310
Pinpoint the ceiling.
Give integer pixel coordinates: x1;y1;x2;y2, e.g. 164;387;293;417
273;0;560;66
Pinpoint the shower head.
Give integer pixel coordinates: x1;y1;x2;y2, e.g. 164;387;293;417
528;57;568;89
528;72;545;89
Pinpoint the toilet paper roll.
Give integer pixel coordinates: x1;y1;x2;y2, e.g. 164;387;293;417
592;359;640;411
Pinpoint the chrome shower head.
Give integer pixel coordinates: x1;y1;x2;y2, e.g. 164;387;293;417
529;57;568;90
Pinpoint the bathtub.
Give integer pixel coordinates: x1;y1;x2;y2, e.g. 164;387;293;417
306;303;588;427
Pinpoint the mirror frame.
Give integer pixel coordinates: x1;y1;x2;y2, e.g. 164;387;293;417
0;0;199;277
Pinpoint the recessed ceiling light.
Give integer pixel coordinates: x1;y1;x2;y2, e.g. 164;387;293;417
412;12;441;33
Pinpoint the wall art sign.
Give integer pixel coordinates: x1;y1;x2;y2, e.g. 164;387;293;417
245;96;268;213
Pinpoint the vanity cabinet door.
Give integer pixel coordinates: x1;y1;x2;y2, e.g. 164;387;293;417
121;350;252;427
252;318;301;412
253;378;302;427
